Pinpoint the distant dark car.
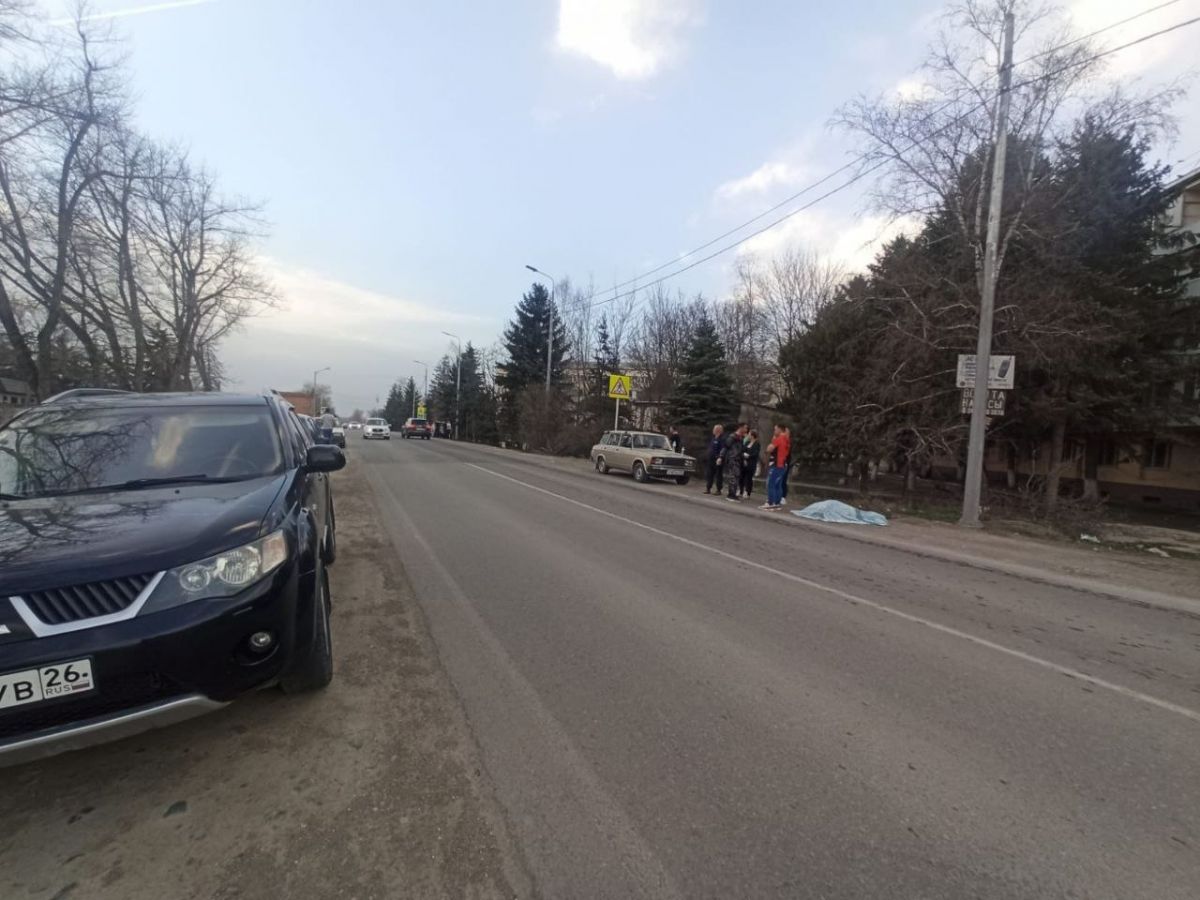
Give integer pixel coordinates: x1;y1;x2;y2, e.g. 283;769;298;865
0;390;345;764
402;417;432;439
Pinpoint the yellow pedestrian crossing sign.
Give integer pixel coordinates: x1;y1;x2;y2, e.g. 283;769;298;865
417;404;426;418
608;374;631;399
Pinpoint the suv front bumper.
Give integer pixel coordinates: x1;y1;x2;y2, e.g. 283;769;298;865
0;563;309;765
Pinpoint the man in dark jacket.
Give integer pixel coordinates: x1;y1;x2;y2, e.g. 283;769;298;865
705;424;725;494
669;427;682;453
723;423;748;501
741;430;761;498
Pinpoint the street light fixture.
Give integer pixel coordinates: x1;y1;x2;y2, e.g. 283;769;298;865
441;332;462;440
525;264;557;394
413;360;429;419
312;366;330;416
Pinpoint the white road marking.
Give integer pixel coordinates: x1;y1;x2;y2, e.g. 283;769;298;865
468;462;1200;726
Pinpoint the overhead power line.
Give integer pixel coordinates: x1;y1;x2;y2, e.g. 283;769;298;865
582;0;1197;306
569;9;1200;315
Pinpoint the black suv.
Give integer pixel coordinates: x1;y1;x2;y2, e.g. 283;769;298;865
0;391;345;764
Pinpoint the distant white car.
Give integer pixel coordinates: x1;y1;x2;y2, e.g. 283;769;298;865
363;417;390;440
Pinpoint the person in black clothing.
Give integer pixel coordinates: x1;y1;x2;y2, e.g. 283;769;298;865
741;430;760;497
724;423;748;501
704;424;725;494
669;427;682;453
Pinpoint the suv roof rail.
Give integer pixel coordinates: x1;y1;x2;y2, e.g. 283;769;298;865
40;388;133;404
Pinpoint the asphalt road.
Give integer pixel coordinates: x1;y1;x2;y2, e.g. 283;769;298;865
358;434;1200;900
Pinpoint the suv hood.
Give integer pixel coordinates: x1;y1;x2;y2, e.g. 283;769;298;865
0;474;288;595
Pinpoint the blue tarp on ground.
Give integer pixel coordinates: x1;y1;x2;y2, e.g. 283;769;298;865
793;499;888;527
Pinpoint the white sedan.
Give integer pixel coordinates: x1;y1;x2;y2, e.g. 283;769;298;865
363;418;391;440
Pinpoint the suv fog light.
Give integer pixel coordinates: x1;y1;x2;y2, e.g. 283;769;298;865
247;631;276;653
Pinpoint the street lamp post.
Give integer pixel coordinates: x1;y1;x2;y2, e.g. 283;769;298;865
413;360;429;418
525;264;557;395
441;333;462;440
312;366;330;416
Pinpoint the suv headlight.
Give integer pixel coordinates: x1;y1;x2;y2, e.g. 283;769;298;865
147;531;288;611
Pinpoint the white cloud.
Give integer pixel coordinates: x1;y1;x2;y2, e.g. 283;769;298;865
715;161;808;201
737;210;922;273
257;258;483;343
554;0;701;80
1063;0;1190;81
892;74;933;101
49;0;216;26
219;260;493;414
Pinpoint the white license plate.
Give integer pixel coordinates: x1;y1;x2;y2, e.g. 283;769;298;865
665;468;685;476
0;659;95;710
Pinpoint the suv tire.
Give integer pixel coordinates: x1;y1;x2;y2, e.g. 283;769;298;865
281;564;333;693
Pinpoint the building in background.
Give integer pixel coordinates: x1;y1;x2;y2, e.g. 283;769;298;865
276;390;317;417
0;376;32;408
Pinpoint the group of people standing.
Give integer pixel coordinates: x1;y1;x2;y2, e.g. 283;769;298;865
702;422;793;511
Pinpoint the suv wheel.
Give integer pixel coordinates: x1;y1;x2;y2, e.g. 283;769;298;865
633;461;648;483
281;564;333;693
595;456;608;475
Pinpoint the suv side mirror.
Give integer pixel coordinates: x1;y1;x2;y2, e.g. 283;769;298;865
306;444;346;473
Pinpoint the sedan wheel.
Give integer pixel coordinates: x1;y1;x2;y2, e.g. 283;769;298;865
595;456;609;475
633;461;648;483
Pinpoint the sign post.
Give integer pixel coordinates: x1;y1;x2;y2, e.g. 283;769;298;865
608;374;631;430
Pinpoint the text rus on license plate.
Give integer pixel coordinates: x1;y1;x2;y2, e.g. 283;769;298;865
665;468;685;476
0;659;95;710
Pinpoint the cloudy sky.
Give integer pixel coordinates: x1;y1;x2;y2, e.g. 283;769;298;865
39;0;1200;413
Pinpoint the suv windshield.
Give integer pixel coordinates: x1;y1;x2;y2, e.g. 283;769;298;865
0;405;284;499
367;418;386;426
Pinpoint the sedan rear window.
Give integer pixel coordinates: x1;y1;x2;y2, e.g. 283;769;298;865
0;405;284;499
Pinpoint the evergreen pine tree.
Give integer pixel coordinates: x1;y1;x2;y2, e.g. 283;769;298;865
667;311;738;427
499;282;570;435
588;314;619;425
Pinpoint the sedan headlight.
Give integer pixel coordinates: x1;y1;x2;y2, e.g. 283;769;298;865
148;531;288;611
651;457;664;465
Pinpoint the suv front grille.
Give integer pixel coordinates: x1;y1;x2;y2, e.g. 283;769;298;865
20;574;156;625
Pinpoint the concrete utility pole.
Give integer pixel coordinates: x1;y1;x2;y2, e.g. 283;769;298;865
960;10;1014;529
313;366;330;415
525;265;557;395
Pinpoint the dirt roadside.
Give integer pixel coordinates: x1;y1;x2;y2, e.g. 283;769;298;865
0;457;532;900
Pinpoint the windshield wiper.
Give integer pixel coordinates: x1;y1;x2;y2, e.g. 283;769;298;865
35;474;249;497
